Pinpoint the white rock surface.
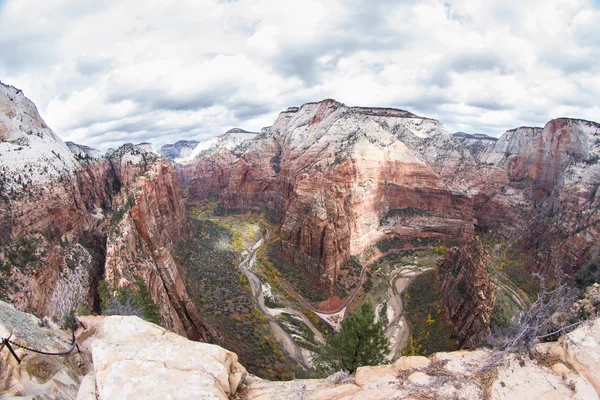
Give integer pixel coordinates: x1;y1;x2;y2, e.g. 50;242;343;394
183;128;257;163
0;83;79;191
89;316;247;400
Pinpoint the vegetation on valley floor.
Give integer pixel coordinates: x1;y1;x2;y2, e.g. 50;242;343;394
179;214;298;380
402;270;458;355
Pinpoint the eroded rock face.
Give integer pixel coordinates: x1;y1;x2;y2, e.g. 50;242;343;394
0;83;114;321
182;100;490;288
104;149;211;341
438;237;496;348
478;119;600;273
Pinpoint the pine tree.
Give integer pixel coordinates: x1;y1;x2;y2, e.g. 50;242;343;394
313;301;389;375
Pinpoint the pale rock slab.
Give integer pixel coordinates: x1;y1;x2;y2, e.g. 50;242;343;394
394;355;431;370
90;316;247;400
354;365;399;388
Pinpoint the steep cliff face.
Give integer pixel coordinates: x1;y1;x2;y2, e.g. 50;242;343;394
0;83;113;320
477;119;600;272
176;128;258;201
104;146;210;341
438;237;496;348
0;84;210;341
183;100;499;286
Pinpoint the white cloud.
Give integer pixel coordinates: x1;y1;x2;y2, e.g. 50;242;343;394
0;0;599;150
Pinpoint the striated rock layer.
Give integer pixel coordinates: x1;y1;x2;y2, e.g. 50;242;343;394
180;100;600;292
104;147;210;341
437;237;496;348
0;83;211;341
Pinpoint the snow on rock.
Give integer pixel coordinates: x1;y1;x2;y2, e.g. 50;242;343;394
107;143;159;166
0;82;79;191
135;142;159;154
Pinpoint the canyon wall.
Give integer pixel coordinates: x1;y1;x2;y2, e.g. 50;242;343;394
0;83;211;341
178;100;600;290
0;83;113;319
438;237;496;348
104;146;210;341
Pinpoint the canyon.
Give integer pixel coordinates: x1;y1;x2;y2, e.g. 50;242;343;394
178;99;600;291
1;81;600;396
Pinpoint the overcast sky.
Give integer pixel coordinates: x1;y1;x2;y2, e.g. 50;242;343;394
1;0;599;151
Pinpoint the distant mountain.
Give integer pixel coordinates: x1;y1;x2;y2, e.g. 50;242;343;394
159;140;200;160
66;141;103;160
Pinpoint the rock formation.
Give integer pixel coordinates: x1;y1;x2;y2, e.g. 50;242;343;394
179;100;600;295
0;84;211;341
438;237;496;348
176;128;257;199
2;301;599;400
159;140;200;160
104;145;210;341
0;83;114;320
180;101;501;288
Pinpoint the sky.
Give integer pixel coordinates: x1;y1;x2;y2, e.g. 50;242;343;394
0;0;599;151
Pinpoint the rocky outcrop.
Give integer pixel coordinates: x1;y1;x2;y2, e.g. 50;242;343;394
104;147;211;341
0;301;91;399
438;237;496;348
0;83;114;320
82;316;245;400
2;303;599;400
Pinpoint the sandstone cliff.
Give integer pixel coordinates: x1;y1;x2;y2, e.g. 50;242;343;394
2;302;599;400
182;100;498;288
180;100;600;295
104;145;211;341
0;84;211;342
472;118;600;273
0;83;114;320
438;237;496;348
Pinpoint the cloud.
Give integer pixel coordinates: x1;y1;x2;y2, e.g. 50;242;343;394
0;0;599;150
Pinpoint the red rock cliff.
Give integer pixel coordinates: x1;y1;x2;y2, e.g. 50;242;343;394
105;148;210;341
438;237;496;348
